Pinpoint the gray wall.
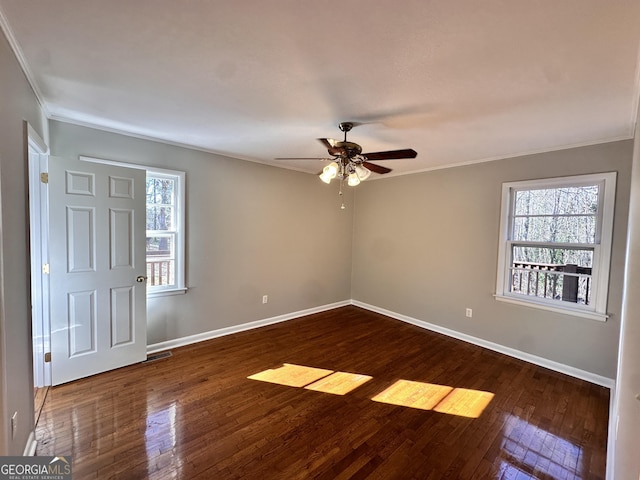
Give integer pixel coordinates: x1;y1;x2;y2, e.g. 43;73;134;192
0;33;48;454
613;109;640;479
352;140;633;379
50;121;354;345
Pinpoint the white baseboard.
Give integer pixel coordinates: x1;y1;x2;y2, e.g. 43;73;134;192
147;300;351;355
351;300;615;389
23;430;36;456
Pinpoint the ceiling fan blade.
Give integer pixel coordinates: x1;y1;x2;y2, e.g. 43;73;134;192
318;138;333;148
318;138;344;156
363;161;392;174
363;149;417;160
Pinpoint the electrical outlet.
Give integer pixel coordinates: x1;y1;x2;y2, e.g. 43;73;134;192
262;295;268;304
10;411;17;439
465;308;473;318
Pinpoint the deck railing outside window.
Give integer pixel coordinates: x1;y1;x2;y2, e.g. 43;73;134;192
146;257;174;286
510;261;592;305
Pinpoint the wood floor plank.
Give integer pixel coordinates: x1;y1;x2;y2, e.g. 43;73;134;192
35;306;609;479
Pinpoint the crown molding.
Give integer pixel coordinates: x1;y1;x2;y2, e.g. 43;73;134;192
49;114;319;175
367;134;635;181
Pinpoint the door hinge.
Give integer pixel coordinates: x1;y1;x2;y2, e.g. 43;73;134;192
40;172;48;184
42;263;50;274
44;352;51;363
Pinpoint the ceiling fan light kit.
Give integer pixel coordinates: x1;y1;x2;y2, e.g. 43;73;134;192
319;157;369;186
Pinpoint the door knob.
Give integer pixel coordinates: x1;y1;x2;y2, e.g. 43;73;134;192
136;276;148;283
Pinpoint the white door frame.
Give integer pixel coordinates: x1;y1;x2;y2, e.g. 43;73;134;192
27;123;50;387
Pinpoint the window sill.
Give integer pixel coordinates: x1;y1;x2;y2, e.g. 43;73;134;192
148;287;188;299
494;294;608;322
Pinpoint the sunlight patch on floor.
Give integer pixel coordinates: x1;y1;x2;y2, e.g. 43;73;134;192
248;364;372;395
371;380;453;410
373;380;494;418
305;372;373;395
433;387;495;418
248;364;494;417
247;363;333;387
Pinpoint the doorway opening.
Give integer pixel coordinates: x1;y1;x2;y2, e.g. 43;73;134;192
27;123;50;425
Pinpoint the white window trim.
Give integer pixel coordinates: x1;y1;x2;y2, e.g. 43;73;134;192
495;172;616;322
145;167;186;297
79;156;187;297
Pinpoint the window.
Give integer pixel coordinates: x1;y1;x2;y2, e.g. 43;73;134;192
146;168;186;296
495;172;616;321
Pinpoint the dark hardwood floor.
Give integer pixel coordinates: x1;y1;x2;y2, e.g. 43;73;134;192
35;306;609;479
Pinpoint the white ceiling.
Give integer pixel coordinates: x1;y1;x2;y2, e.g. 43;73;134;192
1;1;640;177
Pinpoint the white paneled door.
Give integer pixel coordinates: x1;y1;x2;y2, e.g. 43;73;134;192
49;157;147;385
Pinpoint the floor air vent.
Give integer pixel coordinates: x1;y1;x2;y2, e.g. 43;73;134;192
144;351;173;363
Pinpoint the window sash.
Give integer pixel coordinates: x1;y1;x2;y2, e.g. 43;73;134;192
505;241;598;309
508;179;606;244
146;232;177;288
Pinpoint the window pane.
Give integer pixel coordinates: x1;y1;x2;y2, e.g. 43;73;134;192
146;178;175;205
146;235;174;257
510;246;593;305
146;206;173;230
509;268;592;305
512;215;596;243
146;259;175;287
512;246;592;268
146;235;174;287
514;185;599;216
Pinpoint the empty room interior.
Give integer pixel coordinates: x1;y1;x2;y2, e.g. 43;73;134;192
1;1;640;479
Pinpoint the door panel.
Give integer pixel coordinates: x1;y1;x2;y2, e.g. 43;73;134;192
110;286;134;346
110;209;134;268
68;290;96;356
67;206;95;272
49;156;146;385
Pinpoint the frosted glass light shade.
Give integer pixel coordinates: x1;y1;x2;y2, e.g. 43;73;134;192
347;172;360;186
324;162;339;177
354;165;371;181
319;161;339;184
319;171;333;184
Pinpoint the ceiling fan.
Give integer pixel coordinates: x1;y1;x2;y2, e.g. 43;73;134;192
276;122;417;185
